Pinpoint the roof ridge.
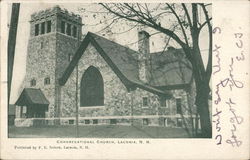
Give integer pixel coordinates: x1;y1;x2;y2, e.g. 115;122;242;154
24;87;40;90
15;88;49;105
88;32;139;59
150;48;183;55
60;31;192;93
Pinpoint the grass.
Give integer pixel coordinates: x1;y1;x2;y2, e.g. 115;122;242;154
8;125;191;138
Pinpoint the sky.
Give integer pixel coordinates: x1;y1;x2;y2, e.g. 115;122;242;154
8;3;211;104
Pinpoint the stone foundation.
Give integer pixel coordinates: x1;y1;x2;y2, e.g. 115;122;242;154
14;118;60;127
15;116;198;129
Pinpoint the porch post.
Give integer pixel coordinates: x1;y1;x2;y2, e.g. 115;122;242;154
20;106;23;118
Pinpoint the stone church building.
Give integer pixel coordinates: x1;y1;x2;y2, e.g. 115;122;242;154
15;6;197;128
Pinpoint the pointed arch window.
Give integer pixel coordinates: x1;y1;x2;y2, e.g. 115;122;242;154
80;66;104;107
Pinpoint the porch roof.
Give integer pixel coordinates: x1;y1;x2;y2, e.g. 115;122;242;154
15;88;49;106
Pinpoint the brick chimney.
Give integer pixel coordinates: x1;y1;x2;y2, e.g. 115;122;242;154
138;30;151;83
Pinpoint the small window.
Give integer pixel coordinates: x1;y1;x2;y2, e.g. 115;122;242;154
41;22;45;34
164;118;168;127
160;97;166;107
110;119;117;124
47;21;51;33
143;118;149;125
69;120;74;124
35;24;39;36
176;98;182;114
142;97;148;106
22;106;27;114
93;119;98;124
30;79;36;86
40;42;44;49
85;120;90;124
66;23;71;36
177;118;182;127
68;54;71;62
73;26;77;38
61;21;65;34
44;77;50;85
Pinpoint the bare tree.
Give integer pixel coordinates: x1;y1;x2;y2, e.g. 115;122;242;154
99;3;212;137
8;3;20;104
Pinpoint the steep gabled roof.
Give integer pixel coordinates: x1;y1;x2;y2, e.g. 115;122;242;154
59;32;193;96
15;88;49;106
59;32;170;97
149;49;193;87
90;33;140;84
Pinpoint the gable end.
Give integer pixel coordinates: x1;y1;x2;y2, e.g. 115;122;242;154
59;32;171;97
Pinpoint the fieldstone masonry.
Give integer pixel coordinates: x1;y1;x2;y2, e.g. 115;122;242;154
59;43;196;127
15;6;197;130
15;6;82;125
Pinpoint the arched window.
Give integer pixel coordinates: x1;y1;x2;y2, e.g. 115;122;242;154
80;66;104;107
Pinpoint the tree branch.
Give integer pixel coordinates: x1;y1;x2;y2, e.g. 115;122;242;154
191;4;206;80
200;3;212;82
166;3;190;47
100;3;188;50
181;3;192;29
198;17;212;33
95;17;121;34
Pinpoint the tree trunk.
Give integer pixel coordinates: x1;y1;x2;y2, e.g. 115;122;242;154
196;84;212;138
8;3;20;104
190;4;212;138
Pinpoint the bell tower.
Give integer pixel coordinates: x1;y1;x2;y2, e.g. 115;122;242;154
23;6;83;118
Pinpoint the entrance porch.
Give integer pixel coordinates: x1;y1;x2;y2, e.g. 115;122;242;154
15;88;49;126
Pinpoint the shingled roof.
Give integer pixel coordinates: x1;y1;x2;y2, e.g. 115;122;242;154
90;32;141;84
149;49;193;88
59;32;192;96
15;88;49;106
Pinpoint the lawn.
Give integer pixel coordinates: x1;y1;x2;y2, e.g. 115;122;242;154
8;125;191;138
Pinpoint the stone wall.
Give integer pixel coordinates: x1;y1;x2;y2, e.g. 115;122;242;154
55;33;80;80
16;6;83;125
22;33;57;118
20;31;80;119
54;33;80;117
60;43;196;127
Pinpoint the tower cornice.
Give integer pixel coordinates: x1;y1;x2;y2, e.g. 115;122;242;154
30;5;82;25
